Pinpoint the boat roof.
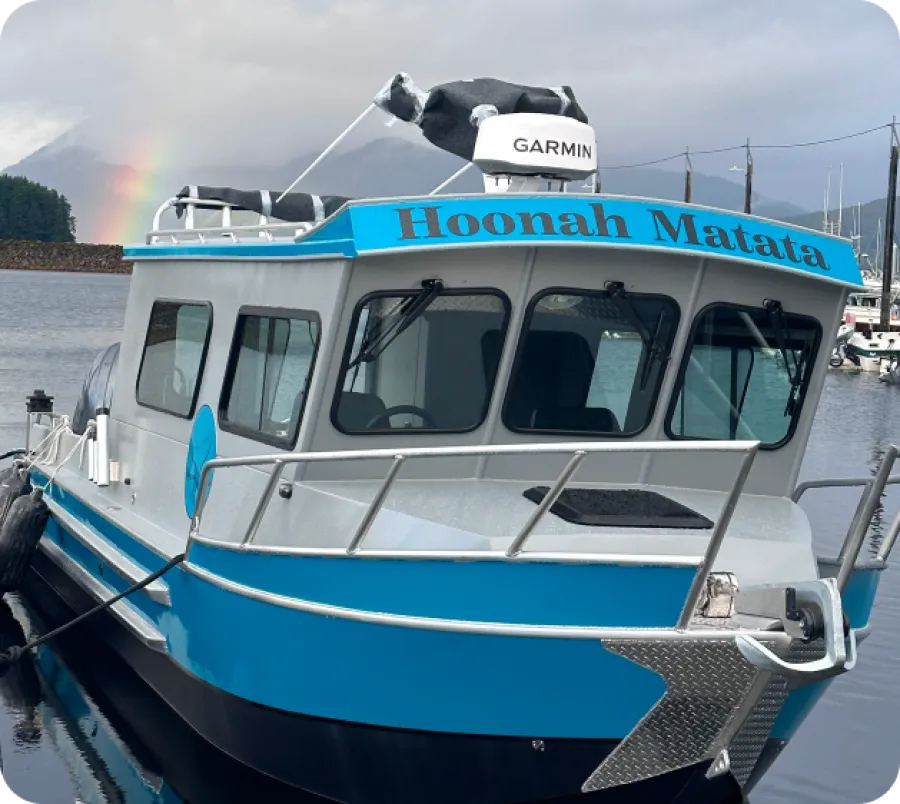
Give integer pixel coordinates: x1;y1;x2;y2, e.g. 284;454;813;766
126;192;864;290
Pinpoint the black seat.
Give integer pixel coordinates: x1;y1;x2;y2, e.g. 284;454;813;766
337;391;387;430
487;329;620;433
532;406;620;432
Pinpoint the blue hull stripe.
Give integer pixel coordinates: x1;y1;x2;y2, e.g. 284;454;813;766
187;541;695;628
34;476;669;738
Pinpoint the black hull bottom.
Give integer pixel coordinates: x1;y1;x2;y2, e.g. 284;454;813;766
24;551;746;804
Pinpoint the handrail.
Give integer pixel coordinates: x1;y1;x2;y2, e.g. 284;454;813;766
791;444;900;587
148;198;315;245
791;473;900;502
676;447;757;629
187;439;760;626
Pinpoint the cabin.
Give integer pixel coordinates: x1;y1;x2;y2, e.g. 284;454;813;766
41;180;859;590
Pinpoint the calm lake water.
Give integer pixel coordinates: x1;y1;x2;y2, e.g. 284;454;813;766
0;269;897;804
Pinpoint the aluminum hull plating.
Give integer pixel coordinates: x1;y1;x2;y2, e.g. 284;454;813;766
26;549;751;804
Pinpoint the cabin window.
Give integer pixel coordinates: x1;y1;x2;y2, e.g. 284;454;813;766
503;287;680;435
220;309;321;448
332;283;510;433
666;302;821;447
136;300;212;418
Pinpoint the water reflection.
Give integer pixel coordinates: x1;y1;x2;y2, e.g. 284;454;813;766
0;599;42;751
0;592;323;804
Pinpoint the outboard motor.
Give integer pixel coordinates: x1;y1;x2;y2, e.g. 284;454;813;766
73;343;119;435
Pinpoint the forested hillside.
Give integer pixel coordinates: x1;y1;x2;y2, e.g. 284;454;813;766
0;174;76;242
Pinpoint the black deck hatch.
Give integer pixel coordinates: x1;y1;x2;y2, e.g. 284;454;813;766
522;487;714;529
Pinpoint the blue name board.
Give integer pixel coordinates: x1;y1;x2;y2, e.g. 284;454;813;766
349;196;862;286
127;194;863;288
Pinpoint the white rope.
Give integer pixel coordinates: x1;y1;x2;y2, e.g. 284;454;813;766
38;425;94;493
26;417;70;467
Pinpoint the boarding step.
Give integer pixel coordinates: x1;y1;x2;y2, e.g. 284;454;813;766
44;497;171;607
38;538;168;653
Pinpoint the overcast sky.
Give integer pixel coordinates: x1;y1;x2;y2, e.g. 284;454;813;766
0;0;896;210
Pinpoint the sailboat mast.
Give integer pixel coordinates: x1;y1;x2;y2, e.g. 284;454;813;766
879;118;899;329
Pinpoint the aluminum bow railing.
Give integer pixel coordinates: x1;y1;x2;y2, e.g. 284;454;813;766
792;444;900;590
186;439;760;630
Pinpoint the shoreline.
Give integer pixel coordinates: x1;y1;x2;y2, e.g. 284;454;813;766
0;240;133;274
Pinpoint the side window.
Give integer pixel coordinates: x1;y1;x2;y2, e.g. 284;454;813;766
136;301;212;418
220;309;320;448
667;303;820;447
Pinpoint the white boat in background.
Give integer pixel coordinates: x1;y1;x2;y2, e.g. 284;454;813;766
830;273;900;372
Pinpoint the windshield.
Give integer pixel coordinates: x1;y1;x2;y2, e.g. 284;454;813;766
503;288;680;435
667;303;820;446
333;287;510;433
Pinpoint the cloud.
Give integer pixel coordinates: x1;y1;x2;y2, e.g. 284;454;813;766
0;0;896;207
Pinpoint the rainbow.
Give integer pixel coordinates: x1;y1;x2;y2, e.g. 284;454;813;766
95;132;172;245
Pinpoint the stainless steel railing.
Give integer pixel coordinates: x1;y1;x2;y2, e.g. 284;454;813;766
148;198;314;245
186;439;760;631
791;444;900;589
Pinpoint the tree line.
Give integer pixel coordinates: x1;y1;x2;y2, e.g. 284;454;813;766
0;174;75;242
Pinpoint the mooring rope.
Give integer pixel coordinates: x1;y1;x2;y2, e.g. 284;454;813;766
25;417;70;467
0;552;186;678
38;425;95;493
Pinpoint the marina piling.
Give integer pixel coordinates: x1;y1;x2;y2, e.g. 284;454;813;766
744;139;753;215
684;148;693;204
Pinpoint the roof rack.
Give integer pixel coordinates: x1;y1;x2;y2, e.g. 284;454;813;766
149;197;316;245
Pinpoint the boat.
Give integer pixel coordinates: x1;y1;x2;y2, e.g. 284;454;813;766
831;256;900;372
6;72;897;804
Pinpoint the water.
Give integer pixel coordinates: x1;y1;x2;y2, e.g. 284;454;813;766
0;270;897;803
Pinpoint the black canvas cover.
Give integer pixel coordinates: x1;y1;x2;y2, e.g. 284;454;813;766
175;186;352;224
72;343;119;436
374;74;589;161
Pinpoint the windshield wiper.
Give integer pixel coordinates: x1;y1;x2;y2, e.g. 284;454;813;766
763;298;806;416
348;279;444;370
605;281;666;389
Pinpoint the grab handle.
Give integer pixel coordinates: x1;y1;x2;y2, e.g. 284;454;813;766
735;578;857;683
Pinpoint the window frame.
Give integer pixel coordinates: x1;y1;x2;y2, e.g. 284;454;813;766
330;286;513;436
218;305;322;450
663;300;823;450
500;285;681;439
135;298;214;420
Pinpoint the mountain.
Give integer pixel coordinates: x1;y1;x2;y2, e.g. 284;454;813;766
595;167;806;221
784;196;899;269
4;134;810;244
2;135;139;244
